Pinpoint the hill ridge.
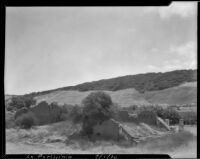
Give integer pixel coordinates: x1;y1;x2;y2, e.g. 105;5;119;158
24;69;196;97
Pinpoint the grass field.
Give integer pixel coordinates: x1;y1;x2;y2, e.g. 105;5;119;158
34;82;197;107
35;88;150;107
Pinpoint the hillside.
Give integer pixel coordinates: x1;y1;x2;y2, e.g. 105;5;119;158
26;69;196;97
34;82;197;107
6;69;197;107
35;88;150;107
144;82;197;105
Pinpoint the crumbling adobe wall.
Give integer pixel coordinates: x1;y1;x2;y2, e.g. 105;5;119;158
93;119;120;140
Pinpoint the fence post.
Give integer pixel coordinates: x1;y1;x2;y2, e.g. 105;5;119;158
165;119;170;126
179;119;184;132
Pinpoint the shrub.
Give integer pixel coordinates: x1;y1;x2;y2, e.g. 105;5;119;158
10;96;36;110
15;112;37;129
153;106;165;119
23;96;37;108
6;111;16;128
163;107;180;125
179;111;197;125
137;108;157;125
10;96;24;109
14;107;28;119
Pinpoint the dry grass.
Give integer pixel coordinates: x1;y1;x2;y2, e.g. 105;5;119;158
35;88;149;107
139;130;195;150
144;82;197;105
6;120;197;158
34;82;196;107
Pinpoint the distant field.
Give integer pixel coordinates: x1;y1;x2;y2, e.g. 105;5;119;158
144;82;197;105
34;82;197;107
34;88;150;107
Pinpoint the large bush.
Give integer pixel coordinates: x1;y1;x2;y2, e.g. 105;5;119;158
82;91;113;136
15;112;37;129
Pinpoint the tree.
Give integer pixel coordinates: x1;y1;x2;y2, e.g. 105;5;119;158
10;96;25;109
81;91;113;136
23;96;36;108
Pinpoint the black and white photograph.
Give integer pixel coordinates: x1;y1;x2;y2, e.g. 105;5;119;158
5;2;197;158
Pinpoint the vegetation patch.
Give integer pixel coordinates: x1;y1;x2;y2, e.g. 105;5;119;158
15;112;38;129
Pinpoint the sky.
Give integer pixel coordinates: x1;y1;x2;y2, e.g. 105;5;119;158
5;2;197;95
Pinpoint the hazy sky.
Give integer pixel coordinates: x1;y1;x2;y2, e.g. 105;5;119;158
5;2;197;95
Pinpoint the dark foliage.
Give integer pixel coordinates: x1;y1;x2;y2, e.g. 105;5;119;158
162;107;181;125
69;105;83;123
15;112;37;129
179;111;197;125
14;107;29;119
137;109;157;125
9;96;36;109
24;69;197;97
137;105;181;125
81;91;113;136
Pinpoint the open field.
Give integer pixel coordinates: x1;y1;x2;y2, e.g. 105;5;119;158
34;82;197;107
144;82;197;105
35;88;150;107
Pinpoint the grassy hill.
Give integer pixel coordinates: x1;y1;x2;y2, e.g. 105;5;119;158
34;82;197;107
35;88;150;107
14;69;196;107
26;69;197;97
144;82;197;105
7;69;197;107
